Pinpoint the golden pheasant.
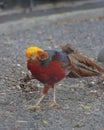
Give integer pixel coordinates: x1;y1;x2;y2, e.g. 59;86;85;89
25;44;104;109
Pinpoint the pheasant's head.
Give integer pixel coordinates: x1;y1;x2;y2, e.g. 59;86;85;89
26;46;49;61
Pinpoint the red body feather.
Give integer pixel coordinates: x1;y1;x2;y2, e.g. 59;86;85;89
27;60;66;85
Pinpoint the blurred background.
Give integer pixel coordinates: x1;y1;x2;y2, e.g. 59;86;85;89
1;0;103;13
0;0;81;11
1;0;104;15
0;0;104;21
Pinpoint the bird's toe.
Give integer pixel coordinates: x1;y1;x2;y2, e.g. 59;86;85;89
27;105;40;110
48;101;60;108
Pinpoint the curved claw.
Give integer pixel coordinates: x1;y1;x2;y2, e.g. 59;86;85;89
27;105;40;110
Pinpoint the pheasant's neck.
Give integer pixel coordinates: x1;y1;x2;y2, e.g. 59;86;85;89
40;55;52;67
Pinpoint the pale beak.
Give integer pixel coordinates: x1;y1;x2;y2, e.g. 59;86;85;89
31;54;37;60
26;54;37;61
26;57;29;61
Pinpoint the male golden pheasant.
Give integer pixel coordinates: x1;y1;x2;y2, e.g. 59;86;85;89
26;44;104;109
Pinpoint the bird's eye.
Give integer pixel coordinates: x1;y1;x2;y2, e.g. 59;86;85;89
38;52;49;61
41;53;45;58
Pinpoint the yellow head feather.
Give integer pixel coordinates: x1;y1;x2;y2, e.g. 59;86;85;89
26;46;44;58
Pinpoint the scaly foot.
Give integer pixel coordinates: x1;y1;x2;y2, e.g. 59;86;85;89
48;101;60;108
27;105;40;110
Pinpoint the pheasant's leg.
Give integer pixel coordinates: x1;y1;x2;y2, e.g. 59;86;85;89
27;94;45;110
53;86;57;102
49;86;60;107
27;84;50;110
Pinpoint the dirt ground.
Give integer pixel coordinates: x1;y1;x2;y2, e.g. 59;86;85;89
0;13;104;130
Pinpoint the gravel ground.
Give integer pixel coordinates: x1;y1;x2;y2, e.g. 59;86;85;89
0;13;104;130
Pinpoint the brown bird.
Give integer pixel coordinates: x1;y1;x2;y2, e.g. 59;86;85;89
25;44;104;110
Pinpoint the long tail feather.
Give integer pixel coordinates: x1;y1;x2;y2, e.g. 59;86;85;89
68;63;101;78
68;54;104;73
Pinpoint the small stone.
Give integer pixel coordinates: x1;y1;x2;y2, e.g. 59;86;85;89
36;83;42;88
90;81;95;85
17;64;21;67
79;81;86;88
16;85;22;90
90;90;97;93
21;71;26;74
88;81;96;87
58;84;62;86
